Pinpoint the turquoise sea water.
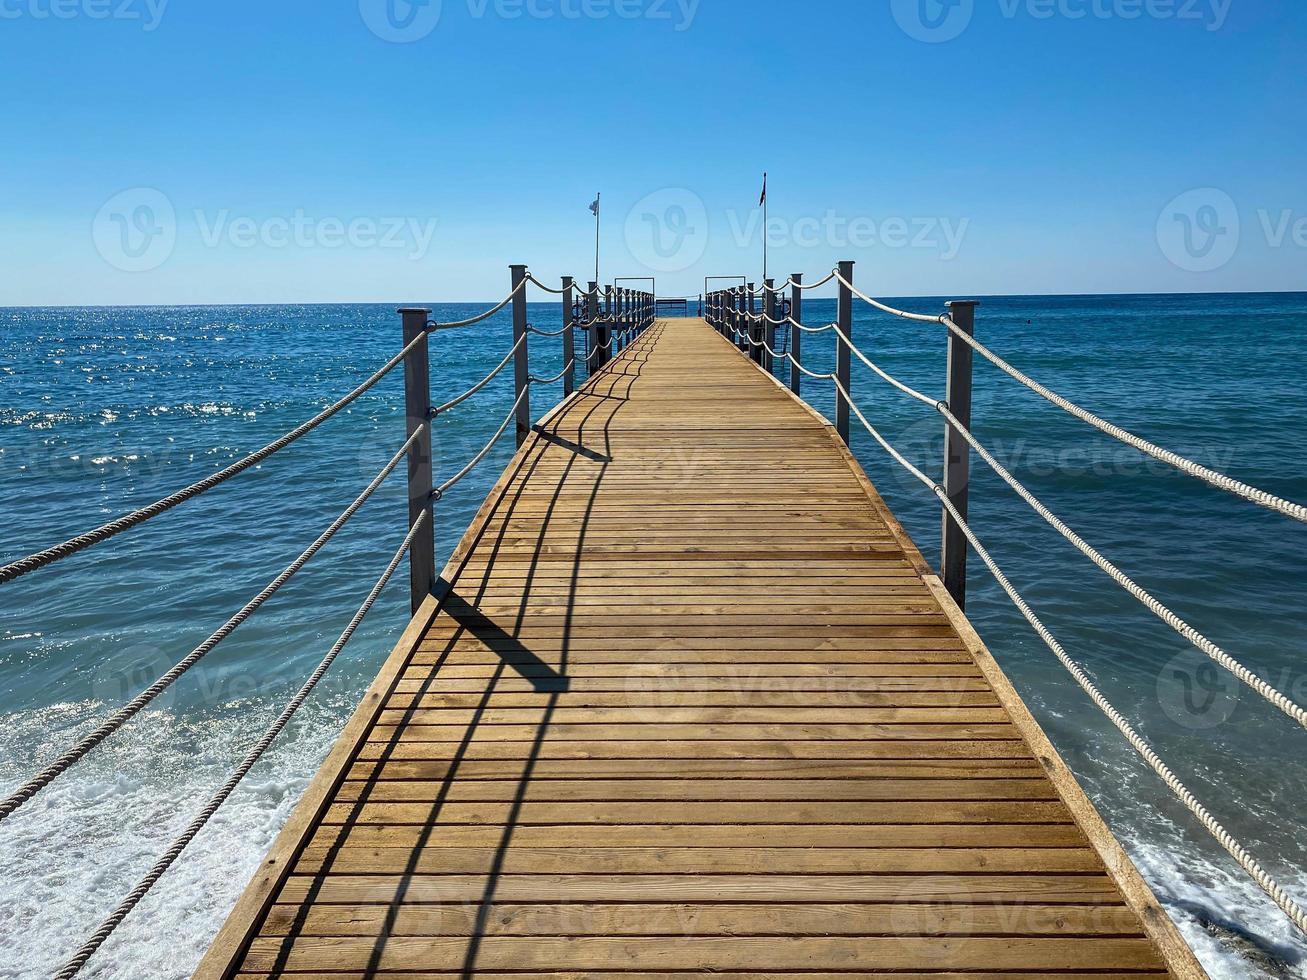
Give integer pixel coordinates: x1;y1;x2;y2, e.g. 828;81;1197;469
2;294;1305;979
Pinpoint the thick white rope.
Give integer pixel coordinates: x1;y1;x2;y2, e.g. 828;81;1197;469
940;316;1307;525
526;322;572;338
824;321;1307;728
52;510;427;980
937;402;1307;731
726;323;832;381
434;387;531;498
0;333;425;587
428;279;527;331
787;270;838;291
939;485;1307;937
529;359;576;386
830;323;938;408
833;376;1307;937
0;427;422;824
523;273;588;296
832;270;945;324
432;334;527;417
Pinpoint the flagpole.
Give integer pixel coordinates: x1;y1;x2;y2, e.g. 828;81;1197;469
761;172;768;283
594;192;601;286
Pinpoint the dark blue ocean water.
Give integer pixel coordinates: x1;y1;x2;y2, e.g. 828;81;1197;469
2;294;1305;978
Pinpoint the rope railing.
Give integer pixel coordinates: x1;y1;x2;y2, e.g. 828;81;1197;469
426;278;527;331
0;425;423;825
788;264;1307;526
433;386;532;500
432;334;527;417
831;375;1307;936
826;373;1307;935
820;318;1307;730
832;268;947;324
0;333;426;588
526;322;573;337
53;508;429;980
937;314;1307;526
529;359;576;386
710;261;1307;940
2;259;660;977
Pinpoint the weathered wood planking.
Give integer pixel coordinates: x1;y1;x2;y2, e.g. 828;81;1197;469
196;318;1207;979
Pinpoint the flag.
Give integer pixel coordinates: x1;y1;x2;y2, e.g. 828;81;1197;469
759;173;767;207
589;195;600;217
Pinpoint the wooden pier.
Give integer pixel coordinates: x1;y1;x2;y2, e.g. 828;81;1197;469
197;317;1206;979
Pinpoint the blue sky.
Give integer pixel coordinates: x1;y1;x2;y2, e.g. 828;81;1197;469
0;0;1302;304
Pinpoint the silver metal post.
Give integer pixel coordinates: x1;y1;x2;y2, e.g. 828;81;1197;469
941;300;978;609
509;264;531;447
620;288;628;350
602;286;613;370
789;273;803;396
586;281;599;376
561;276;575;396
399;307;436;614
835;260;855;445
762;278;776;374
746;283;759;364
733;288;743;349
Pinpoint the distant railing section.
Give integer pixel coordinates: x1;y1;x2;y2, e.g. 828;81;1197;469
706;262;1307;940
0;264;655;977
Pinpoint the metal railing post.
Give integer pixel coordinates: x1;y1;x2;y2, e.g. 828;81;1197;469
752;282;763;365
789;273;803;396
620;289;628;352
737;287;747;350
585;281;599;376
941;300;978;610
399;307;436;614
509;264;531;447
602;285;613;369
835;260;855;445
763;278;776;374
561;276;576;396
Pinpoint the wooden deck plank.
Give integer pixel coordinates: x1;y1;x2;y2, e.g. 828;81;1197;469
195;319;1205;979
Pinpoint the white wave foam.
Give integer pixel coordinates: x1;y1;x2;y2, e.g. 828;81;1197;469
0;697;348;979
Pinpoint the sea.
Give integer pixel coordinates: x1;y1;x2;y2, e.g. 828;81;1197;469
2;293;1305;979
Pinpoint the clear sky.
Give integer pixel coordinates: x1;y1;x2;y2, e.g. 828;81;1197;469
0;0;1302;304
